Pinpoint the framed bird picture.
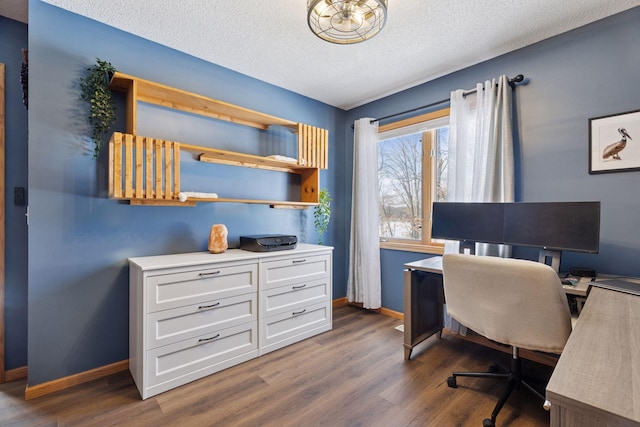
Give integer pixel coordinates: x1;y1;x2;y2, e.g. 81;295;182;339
589;109;640;174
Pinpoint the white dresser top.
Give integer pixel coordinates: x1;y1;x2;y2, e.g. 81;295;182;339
129;243;332;271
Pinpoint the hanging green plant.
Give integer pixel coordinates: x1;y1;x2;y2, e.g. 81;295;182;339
314;188;332;245
79;58;116;158
20;49;28;110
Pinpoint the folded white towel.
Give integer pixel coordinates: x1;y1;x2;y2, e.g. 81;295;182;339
178;191;219;202
266;154;298;163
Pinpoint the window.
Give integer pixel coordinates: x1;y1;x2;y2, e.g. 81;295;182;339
378;109;449;253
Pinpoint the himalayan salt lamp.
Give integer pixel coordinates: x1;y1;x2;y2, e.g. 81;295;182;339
208;224;228;254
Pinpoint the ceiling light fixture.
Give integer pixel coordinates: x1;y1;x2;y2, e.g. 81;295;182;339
307;0;388;45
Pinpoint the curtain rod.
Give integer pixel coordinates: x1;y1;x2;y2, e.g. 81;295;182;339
353;74;525;129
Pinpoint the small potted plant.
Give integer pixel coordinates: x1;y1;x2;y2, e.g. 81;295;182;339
314;188;332;245
79;58;116;158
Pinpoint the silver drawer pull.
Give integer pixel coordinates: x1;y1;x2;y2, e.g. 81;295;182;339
292;259;306;264
292;309;306;316
292;284;307;290
198;334;220;343
198;302;221;310
199;271;221;277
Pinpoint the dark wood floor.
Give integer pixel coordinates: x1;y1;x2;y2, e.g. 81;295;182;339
0;305;552;426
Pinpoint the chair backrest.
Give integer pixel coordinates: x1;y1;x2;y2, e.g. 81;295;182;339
442;254;572;354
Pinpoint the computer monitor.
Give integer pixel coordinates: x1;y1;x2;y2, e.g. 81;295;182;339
502;202;600;254
431;202;505;246
431;201;601;270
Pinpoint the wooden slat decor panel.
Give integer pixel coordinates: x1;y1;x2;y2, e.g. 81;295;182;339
298;123;304;167
173;143;181;197
145;137;153;199
297;125;328;169
154;139;163;200
110;133;122;198
301;125;307;166
135;137;143;199
312;127;316;167
322;129;329;169
320;129;326;169
307;126;313;167
163;141;173;200
108;137;114;198
109;133;180;203
124;134;134;198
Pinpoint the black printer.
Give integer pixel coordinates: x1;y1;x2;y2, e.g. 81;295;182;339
239;234;297;252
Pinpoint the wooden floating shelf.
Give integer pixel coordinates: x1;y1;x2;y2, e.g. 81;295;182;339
109;133;320;208
181;143;309;174
106;72;329;208
130;198;317;207
109;72;298;132
128;199;316;208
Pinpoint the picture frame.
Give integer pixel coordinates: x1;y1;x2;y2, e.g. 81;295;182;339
589;109;640;174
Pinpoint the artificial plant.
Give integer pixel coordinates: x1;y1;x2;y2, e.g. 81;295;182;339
79;58;116;158
314;188;332;245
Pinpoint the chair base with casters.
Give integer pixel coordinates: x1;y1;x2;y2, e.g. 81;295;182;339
447;347;547;427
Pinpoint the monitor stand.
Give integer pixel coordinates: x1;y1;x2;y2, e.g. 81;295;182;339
538;249;561;273
459;240;476;255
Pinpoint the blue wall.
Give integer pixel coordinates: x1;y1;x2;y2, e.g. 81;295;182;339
28;0;347;385
347;7;640;312
1;16;29;371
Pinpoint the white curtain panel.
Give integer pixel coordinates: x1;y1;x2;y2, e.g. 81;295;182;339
444;75;516;332
347;118;382;309
447;75;514;204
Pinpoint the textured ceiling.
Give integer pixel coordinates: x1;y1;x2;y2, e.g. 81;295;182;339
4;1;640;109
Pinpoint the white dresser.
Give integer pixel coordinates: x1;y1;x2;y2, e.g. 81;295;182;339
129;244;333;399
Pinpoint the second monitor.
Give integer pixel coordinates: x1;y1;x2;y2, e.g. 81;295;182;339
431;201;601;271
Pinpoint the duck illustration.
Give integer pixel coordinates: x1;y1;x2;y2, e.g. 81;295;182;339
602;128;632;160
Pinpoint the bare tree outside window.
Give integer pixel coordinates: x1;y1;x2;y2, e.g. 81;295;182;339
379;134;423;240
435;127;449;203
377;109;450;253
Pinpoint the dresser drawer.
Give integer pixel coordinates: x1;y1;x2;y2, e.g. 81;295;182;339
147;262;257;312
259;301;331;354
261;253;331;290
147;293;257;348
146;322;258;388
260;278;329;318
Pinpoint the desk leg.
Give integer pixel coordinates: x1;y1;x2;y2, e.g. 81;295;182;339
404;345;413;360
403;269;444;360
404;270;414;360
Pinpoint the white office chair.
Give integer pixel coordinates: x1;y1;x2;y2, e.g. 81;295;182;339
442;254;572;427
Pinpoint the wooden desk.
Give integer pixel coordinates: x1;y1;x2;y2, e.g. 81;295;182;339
405;257;640;425
546;286;640;426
